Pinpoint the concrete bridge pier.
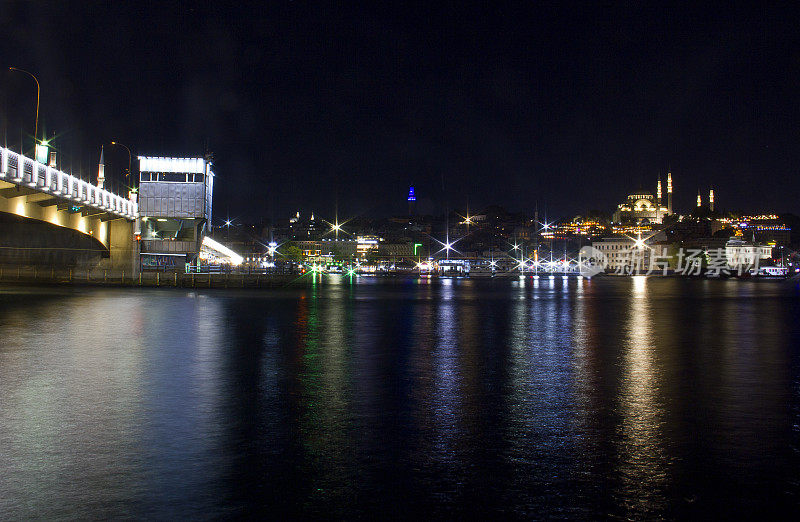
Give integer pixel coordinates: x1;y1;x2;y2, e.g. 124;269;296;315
98;219;140;275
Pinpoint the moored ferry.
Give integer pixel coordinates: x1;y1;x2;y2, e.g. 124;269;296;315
749;266;789;278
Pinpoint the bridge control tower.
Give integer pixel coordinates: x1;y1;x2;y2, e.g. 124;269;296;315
137;155;214;270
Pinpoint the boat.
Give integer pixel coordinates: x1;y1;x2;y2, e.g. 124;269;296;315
749;266;789;278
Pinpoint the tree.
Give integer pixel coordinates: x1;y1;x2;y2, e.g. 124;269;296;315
283;245;303;263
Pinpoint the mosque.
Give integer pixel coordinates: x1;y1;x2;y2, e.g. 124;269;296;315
612;172;674;224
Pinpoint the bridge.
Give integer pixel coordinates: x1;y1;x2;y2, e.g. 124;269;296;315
0;145;139;271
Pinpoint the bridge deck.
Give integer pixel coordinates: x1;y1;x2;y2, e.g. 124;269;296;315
1;146;137;221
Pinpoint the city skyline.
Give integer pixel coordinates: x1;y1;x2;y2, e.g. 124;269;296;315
2;3;799;220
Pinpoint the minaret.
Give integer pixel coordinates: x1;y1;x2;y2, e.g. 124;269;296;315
97;145;105;189
667;171;673;214
709;188;715;212
697;191;702;207
656;177;663;222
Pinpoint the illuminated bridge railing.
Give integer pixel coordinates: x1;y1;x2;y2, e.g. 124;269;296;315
0;146;138;221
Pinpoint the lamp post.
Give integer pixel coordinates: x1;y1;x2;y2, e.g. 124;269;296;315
110;141;133;193
9;67;40;150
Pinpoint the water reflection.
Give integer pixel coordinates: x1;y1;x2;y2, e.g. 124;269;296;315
615;276;669;516
431;280;462;476
0;279;798;519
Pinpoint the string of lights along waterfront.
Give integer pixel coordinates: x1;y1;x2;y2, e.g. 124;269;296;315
3;3;800;520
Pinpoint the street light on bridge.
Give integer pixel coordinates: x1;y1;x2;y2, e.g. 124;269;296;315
110;141;134;195
9;67;40;152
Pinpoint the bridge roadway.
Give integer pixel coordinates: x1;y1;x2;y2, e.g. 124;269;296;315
0;145;139;271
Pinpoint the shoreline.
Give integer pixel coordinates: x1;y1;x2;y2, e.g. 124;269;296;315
0;267;793;289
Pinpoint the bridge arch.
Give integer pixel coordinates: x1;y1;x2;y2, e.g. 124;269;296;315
0;211;108;267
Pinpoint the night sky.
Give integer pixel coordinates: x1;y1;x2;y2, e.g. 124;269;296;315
2;2;798;221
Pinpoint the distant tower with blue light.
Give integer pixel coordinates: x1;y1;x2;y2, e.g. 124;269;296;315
407;185;417;216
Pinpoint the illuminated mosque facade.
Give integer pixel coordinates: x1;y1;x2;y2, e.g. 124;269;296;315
612;172;674;224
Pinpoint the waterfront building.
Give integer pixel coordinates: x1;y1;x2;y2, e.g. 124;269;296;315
674;237;773;268
296;239;324;259
592;235;773;273
356;235;381;255
381;241;415;257
296;239;358;260
290;237;414;263
592;236;654;271
724;238;773;267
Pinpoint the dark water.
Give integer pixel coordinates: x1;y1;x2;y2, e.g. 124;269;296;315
1;276;799;520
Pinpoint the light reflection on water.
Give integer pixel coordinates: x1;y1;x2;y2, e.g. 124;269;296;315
0;278;798;519
617;275;669;515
